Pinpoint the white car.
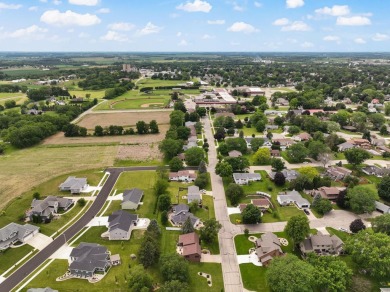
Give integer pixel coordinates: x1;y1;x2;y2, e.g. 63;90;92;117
338;227;348;233
200;189;207;194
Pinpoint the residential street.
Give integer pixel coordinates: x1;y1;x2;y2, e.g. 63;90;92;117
203;115;243;292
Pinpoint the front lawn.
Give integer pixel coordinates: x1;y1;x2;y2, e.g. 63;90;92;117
188;263;223;292
0;245;35;275
326;227;352;242
240;264;270;292
234;233;261;255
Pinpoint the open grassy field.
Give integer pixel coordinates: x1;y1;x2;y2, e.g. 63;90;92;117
0;92;26;99
0;245;35;275
76;111;171;129
69;89;106;100
240;264;270;292
95;89;172;110
0;145;117;211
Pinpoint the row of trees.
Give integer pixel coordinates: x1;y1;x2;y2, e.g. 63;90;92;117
27;86;70;101
93;120;159;136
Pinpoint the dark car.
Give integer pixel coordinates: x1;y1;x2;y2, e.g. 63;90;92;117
303;209;310;215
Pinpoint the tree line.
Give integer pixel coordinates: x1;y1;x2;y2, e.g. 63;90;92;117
93;120;159;136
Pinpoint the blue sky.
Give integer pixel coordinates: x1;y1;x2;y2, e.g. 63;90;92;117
0;0;388;52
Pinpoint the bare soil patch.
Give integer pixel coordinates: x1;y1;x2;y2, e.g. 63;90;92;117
77;111;170;129
141;103;164;108
116;143;162;161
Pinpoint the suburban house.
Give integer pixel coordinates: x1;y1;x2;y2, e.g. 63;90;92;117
178;232;201;262
362;165;390;177
246;87;265;96
277;190;311;209
300;234;344;256
337;142;355;152
0;223;40;251
233;173;261;185
121;188;143;210
349;138;371;150
171;204;200;228
169;170;197;182
27;288;58;292
375;201;390;214
270;149;281;157
307;187;345;201
325;166;352;181
275;98;289;106
342;126;357;132
293;132;311;142
255;233;283;266
269;169;298;182
239;198;271;213
105;210;138;241
69;243;111;279
371;138;386;146
266;125;279;130
59;176;88;194
228;150;242;158
272;138;295;150
27;196;74;221
187;186;201;204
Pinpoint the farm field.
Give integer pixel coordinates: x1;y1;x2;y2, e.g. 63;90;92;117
0;145;117;211
69;89;106;99
76;111;171;129
0;92;26;99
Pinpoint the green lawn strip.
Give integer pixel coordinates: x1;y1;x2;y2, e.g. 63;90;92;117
168;181;193;205
102;200;122;216
114;171;157;219
69;90;106;99
188;263;224;292
204;172;212;191
234;233;261;255
241;126;260;137
230;213;242;224
240;264;270;292
325;227;352;242
0;245;35;275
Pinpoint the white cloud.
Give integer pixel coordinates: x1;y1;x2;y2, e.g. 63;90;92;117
176;32;182;37
336;16;371;26
101;30;129;42
254;2;262;8
29;6;38;11
323;35;340;41
233;2;244;11
136;22;163;36
301;41;314;48
78;32;89;38
108;22;135;32
207;20;225;25
202;34;214;39
315;5;350;16
0;2;22;10
281;21;310;31
96;8;110;13
354;38;366;44
40;10;101;26
176;0;212;13
273;18;289;26
2;25;48;40
68;0;99;6
372;33;389;41
227;22;258;34
39;0;47;2
178;39;188;46
53;0;61;5
286;0;304;9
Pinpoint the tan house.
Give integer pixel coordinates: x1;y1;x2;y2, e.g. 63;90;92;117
228;150;242;158
325;166;352;181
309;187;345;201
300;234;343;256
255;233;283;266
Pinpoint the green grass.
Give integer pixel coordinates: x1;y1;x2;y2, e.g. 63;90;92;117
69;90;106;100
114;171;157;218
188;263;224;292
326;227;352;242
113;159;163;167
0;245;34;274
0;92;26;99
102;200;122;216
234;233;261;255
240;264;270;292
94;88;173;110
241;126;261;137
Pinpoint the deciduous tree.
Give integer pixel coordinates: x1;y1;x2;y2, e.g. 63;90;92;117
347;186;378;214
200;218;222;244
226;183;244;206
284;215;310;249
242;204;262;224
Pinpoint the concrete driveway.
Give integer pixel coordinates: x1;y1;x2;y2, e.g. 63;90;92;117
49;244;73;259
27;233;52;250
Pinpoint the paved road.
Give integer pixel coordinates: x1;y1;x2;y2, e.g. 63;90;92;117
0;166;164;292
203;115;243;292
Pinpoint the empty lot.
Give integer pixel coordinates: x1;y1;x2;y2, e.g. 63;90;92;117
76;111;171;129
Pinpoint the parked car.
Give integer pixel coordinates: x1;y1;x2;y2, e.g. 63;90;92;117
338;227;348;232
303;209;310;215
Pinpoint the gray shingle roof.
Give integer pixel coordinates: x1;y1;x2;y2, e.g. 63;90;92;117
123;188;143;204
233;173;261;180
70;243;110;273
108;210;138;233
